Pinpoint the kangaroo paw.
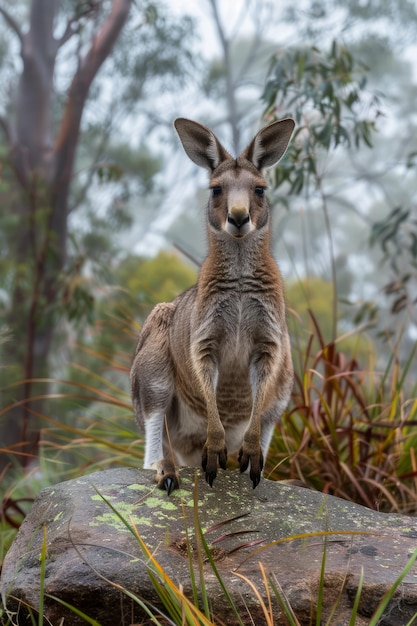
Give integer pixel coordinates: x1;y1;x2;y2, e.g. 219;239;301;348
202;444;227;487
154;460;180;495
238;447;264;489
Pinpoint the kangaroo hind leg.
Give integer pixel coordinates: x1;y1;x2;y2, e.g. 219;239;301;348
130;302;180;494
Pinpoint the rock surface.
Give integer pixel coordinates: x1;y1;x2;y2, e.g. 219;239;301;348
2;467;417;625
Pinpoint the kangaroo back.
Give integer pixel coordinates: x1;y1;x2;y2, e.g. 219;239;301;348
130;117;295;494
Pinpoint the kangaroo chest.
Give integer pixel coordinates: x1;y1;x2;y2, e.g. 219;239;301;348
170;282;282;421
176;292;276;427
208;291;279;360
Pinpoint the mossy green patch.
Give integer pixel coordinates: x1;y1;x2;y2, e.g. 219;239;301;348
127;483;150;492
89;509;166;531
91;493;115;502
88;494;184;534
145;497;178;511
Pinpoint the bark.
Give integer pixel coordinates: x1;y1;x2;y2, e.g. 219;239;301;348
209;0;241;153
52;0;132;231
1;0;132;469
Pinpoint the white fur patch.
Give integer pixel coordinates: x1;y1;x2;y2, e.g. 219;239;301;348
207;135;221;169
251;134;265;170
144;412;165;468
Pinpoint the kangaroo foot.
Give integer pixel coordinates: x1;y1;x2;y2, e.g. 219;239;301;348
238;447;264;489
202;443;227;487
154;460;180;495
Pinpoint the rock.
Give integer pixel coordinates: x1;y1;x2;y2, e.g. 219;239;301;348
1;467;417;625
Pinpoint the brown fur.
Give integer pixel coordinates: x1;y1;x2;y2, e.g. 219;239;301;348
130;117;295;492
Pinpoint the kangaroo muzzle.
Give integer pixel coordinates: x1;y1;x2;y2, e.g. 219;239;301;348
226;208;252;237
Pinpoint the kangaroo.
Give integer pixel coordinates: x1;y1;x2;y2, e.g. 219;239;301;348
130;117;295;494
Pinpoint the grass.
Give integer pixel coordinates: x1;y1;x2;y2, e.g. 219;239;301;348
1;311;417;623
267;311;417;514
3;478;417;625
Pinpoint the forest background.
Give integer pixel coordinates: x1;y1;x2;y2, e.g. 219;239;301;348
1;0;417;553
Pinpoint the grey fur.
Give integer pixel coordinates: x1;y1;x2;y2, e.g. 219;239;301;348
130;117;295;492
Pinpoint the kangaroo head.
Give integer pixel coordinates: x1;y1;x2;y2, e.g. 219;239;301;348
174;117;295;239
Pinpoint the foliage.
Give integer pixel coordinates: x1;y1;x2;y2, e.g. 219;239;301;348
369;206;417;323
1;275;417;620
63;251;197;388
267;311;417;514
286;277;374;371
115;250;197;318
1;1;417;619
263;40;379;197
1;305;416;574
0;0;198;467
0;361;137;568
262;25;417;372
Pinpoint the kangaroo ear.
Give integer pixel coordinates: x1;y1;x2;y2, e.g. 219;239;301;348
242;118;295;170
174;118;232;171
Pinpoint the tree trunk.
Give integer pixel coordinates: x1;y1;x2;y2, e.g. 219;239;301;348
0;0;132;470
209;0;241;153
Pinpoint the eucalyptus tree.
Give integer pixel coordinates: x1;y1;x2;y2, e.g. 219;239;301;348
165;0;417;361
265;0;417;348
0;0;195;467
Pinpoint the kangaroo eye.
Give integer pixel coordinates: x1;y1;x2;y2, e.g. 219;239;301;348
255;186;265;197
211;186;222;197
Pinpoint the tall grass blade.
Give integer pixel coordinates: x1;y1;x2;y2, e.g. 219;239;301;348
65;522;172;625
349;567;364;626
136;533;214;625
193;474;210;619
93;486;216;624
38;523;48;626
180;500;199;609
259;561;273;624
268;574;301;626
189;474;244;626
45;596;103;625
405;613;417;626
316;537;326;626
369;547;417;626
235;530;380;570
234;564;273;626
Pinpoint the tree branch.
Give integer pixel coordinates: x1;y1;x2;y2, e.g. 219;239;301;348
55;18;77;50
52;0;132;206
0;6;24;45
80;0;132;85
208;0;240;152
55;2;103;51
69;112;115;213
0;115;11;144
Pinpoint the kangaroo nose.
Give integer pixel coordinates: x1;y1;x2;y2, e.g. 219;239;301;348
227;213;250;228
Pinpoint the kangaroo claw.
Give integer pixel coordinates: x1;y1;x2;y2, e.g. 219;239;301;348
202;443;228;487
205;469;216;488
238;447;264;489
159;475;178;495
154;460;180;495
